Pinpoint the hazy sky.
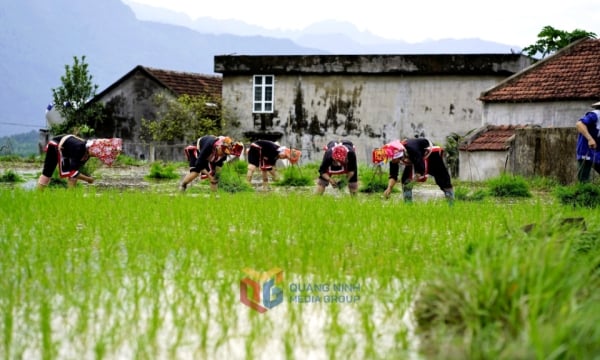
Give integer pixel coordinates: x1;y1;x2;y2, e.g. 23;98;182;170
128;0;599;46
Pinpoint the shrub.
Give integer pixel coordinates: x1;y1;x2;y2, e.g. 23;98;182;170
486;174;531;197
554;183;600;208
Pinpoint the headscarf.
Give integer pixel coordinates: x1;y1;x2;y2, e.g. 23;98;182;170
383;140;405;160
230;142;244;157
279;146;302;164
331;144;349;163
86;138;122;166
215;136;233;155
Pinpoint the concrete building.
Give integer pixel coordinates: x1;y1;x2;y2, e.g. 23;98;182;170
462;38;600;184
214;54;534;164
90;65;222;161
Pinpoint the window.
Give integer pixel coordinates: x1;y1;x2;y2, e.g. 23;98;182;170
253;75;274;113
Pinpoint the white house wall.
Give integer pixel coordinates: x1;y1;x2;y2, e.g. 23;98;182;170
459;151;507;182
482;101;591;127
223;74;503;164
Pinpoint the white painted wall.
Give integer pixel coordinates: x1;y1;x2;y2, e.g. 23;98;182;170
482;101;592;127
459;151;508;182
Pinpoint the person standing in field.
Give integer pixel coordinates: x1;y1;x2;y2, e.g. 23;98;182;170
245;139;302;190
316;140;358;195
382;138;454;203
179;135;242;192
37;134;122;190
575;101;600;183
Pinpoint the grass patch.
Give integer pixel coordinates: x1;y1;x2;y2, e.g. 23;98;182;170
486;173;531;198
413;215;600;359
554;182;600;208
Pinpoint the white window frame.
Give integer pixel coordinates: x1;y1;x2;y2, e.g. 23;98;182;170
253;75;274;113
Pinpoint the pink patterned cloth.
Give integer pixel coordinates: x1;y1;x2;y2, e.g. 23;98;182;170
86;138;123;166
383;140;406;160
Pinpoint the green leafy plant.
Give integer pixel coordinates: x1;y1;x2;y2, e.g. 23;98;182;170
486;174;531;198
522;25;597;59
444;130;475;178
50;55;105;135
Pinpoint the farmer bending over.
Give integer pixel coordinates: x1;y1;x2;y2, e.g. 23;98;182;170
382;138;454;203
37;134;122;190
316;140;358;196
246;139;301;190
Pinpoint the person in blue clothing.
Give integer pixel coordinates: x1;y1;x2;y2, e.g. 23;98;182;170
575;101;600;183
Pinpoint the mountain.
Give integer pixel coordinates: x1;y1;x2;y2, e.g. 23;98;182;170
0;0;322;137
124;0;522;54
0;0;521;138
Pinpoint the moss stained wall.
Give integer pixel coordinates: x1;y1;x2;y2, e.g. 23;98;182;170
222;74;502;163
510;128;577;185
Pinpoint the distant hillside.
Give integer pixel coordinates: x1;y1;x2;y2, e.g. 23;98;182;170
124;0;523;54
0;131;39;157
1;0;522;138
0;0;321;137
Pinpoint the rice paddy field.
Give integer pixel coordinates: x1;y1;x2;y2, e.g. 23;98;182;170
1;165;600;359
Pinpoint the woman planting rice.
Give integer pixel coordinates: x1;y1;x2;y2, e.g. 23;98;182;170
37;134;122;190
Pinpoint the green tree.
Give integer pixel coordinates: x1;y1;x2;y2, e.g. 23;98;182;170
444;129;475;178
142;93;222;143
50;55;104;136
523;26;597;59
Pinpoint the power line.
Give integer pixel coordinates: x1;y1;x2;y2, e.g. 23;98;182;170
0;122;45;128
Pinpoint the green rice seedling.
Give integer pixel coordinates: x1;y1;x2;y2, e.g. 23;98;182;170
274;165;313;187
114;154;145;166
486;173;531;197
554;182;600;208
146;161;180;180
358;164;390;193
218;163;253;193
454;186;487;201
228;158;248;175
1;188;598;359
412;214;600;359
0;169;23;183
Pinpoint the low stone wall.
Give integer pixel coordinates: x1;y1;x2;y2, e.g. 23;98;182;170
509;128;577;185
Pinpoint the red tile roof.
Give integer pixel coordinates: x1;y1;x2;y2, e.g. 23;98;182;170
144;67;222;99
479;38;600;103
459;125;528;151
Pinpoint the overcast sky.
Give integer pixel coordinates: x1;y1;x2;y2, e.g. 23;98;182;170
127;0;599;47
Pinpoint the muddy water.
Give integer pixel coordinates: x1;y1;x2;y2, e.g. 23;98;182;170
2;162;447;201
